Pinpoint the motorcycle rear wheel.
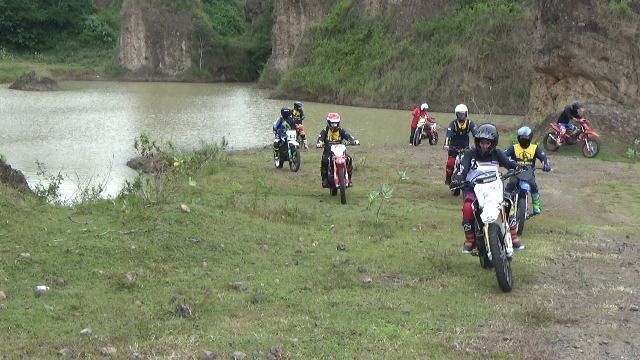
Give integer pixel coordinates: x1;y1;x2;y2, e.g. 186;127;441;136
581;137;600;158
516;195;527;236
488;223;513;292
543;133;560;152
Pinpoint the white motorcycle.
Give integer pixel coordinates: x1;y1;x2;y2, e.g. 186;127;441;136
453;169;520;292
273;129;301;172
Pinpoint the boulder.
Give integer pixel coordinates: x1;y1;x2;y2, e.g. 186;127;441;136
0;160;32;193
9;71;60;91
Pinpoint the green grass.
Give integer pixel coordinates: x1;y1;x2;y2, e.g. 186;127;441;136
1;135;638;358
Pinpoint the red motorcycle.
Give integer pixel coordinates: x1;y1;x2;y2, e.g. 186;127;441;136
317;140;359;204
543;118;600;158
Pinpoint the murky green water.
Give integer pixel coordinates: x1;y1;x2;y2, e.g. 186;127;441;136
0;81;521;199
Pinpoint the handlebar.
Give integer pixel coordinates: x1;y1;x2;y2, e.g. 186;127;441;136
315;139;360;148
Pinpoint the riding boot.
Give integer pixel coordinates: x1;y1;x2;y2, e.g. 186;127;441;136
462;221;475;253
509;216;524;250
532;192;541;215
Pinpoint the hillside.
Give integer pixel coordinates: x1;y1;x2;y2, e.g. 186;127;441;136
263;0;640;141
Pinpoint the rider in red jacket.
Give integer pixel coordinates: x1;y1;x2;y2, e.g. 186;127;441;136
409;103;434;145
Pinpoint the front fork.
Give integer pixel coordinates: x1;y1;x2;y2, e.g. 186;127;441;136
481;207;514;260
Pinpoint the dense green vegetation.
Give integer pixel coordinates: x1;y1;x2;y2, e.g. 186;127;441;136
0;0;121;82
0;0;272;83
275;0;533;113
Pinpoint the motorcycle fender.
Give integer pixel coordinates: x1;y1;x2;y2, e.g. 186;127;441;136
583;130;600;137
518;181;531;192
480;206;500;224
334;157;346;165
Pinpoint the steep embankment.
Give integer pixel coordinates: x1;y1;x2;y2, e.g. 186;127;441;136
116;0;194;80
263;0;640;141
116;0;272;81
262;0;534;114
527;0;640;140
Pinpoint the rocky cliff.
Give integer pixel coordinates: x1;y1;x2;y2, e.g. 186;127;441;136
264;0;450;82
528;0;640;140
266;0;640;140
116;0;193;80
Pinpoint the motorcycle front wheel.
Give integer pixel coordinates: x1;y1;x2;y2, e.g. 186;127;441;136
543;133;560;152
289;145;301;172
338;167;347;204
412;126;423;146
488;223;513;292
581;137;600;158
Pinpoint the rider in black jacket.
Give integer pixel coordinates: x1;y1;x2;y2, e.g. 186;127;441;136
451;123;522;254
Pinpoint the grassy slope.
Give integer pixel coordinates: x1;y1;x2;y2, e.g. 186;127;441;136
1;131;638;358
276;1;533;113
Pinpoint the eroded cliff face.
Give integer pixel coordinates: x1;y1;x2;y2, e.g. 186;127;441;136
116;0;192;80
527;0;640;139
264;0;449;82
268;0;640;139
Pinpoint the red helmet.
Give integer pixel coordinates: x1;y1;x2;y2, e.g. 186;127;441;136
326;112;341;128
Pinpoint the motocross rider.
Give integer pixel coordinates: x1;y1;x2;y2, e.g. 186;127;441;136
292;101;308;149
556;100;584;143
409;103;435;145
443;104;476;185
504;126;552;215
316;113;359;188
450;123;522;253
272;107;295;157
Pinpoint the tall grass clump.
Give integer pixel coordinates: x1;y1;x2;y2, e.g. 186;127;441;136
118;134;228;208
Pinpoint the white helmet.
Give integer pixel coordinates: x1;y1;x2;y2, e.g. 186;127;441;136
454;104;468;121
420;103;429;111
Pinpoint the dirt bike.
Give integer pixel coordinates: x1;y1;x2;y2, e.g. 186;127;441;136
447;146;468;196
412;117;438;146
273;129;301;172
543;118;600;158
317;140;359;204
508;166;537;236
452;169;522;292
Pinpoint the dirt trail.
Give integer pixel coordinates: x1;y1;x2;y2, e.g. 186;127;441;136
384;143;640;359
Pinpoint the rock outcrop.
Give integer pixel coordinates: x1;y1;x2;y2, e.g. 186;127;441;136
0;160;32;193
9;71;60;91
116;0;193;80
264;0;450;83
526;0;640;140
